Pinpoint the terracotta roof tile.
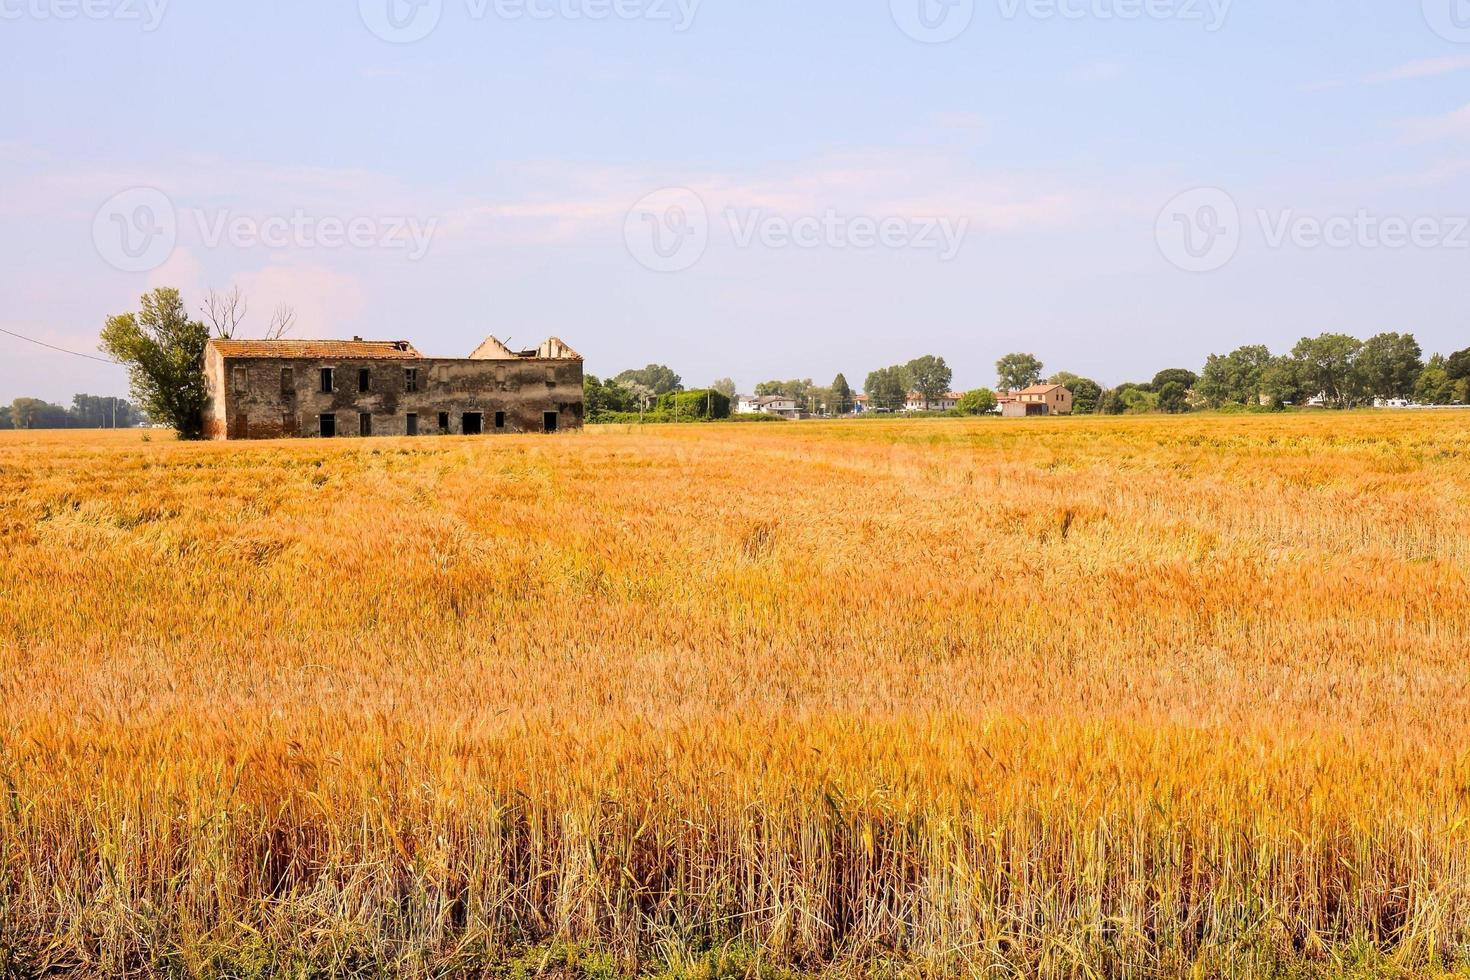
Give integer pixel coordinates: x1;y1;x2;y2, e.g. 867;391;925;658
209;339;421;360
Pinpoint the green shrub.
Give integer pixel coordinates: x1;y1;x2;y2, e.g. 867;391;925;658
658;389;732;420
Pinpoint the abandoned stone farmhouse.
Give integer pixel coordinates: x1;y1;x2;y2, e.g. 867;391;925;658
202;336;584;440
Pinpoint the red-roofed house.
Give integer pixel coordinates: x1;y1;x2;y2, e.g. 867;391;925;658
999;385;1072;417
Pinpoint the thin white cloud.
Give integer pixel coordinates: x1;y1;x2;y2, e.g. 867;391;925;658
436;149;1095;248
1302;56;1470;93
1366;56;1470;85
1399;102;1470;141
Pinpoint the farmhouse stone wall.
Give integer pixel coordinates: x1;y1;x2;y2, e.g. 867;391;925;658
202;345;584;440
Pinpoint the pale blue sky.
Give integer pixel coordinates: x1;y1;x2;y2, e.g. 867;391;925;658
2;0;1468;400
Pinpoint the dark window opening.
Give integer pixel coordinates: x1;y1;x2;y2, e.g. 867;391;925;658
543;411;559;433
406;413;418;436
280;367;293;395
462;413;484;436
232;366;247;393
320;368;334;393
438;412;450;432
320;414;336;438
359;413;372;437
495;411;506;430
405;368;419;392
358;368;371;393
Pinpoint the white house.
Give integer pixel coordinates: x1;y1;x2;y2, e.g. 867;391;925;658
737;395;801;419
903;391;964;412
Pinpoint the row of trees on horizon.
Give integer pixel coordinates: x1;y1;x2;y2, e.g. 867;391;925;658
7;288;1465;438
585;332;1470;421
0;394;141;431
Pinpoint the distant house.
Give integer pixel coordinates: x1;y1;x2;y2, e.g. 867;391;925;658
737;395;802;419
904;391;964;412
999;384;1072;417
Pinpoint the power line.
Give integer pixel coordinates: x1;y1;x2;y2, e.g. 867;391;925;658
0;327;120;365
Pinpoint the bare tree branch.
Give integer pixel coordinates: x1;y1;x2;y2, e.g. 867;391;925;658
265;304;297;340
202;286;247;339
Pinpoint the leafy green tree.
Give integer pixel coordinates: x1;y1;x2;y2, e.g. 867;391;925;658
864;367;907;411
1355;333;1423;401
1152;368;1199;391
99;288;211;439
1447;348;1470;383
1158;381;1190;414
905;355;953;409
0;405;10;429
755;379;814;402
1261;356;1307;408
830;373;854;414
710;377;737;400
1099;388;1128;415
956;388;998;415
996;352;1043;392
1197;345;1272;407
806;385;833;415
1291;333;1364;407
11;398;61;429
615;365;682;396
584;375;639;417
1414;357;1457;405
1120;386;1159;413
658;389;731;420
1050;373;1102;414
70;394;137;428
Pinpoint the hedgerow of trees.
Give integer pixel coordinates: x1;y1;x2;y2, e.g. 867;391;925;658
0;395;140;430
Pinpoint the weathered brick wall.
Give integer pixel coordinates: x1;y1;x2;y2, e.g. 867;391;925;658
204;355;585;440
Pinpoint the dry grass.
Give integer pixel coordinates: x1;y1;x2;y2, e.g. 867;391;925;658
2;414;1470;979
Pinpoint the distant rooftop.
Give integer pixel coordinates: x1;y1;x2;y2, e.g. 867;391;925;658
209;339;420;360
208;335;582;361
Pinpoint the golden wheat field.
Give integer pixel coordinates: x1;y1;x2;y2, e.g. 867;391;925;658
3;414;1470;979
